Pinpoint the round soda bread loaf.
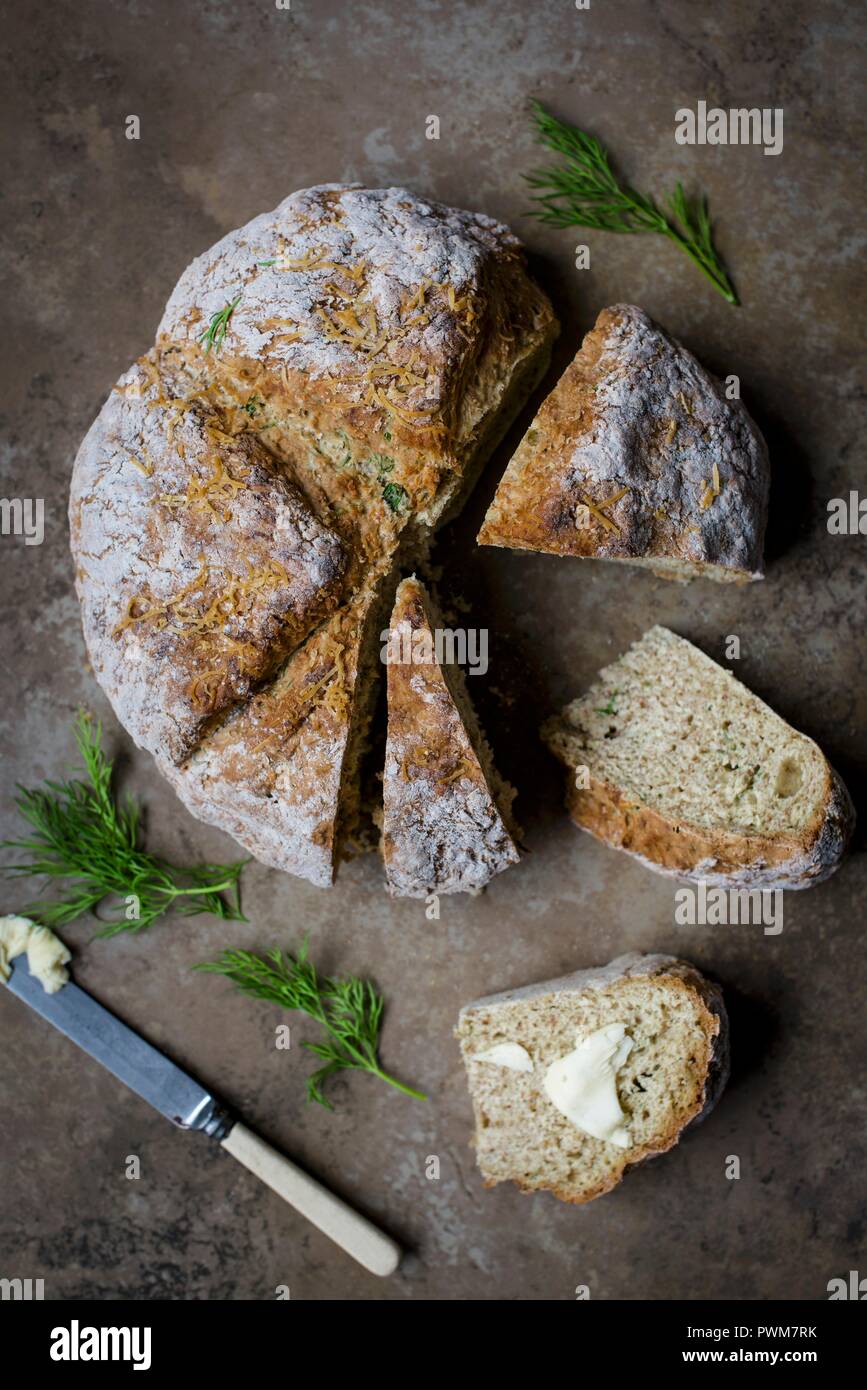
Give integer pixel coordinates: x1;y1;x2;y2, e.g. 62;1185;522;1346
456;952;730;1204
69;185;557;886
543;626;854;889
479;304;770;583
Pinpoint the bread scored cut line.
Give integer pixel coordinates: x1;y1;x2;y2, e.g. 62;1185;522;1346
543;625;854;889
456;953;729;1205
71;355;349;767
163;582;387;886
478;303;770;584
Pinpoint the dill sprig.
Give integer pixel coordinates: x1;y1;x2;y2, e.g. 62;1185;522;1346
197;941;427;1108
526;102;738;306
0;712;246;937
199;293;242;353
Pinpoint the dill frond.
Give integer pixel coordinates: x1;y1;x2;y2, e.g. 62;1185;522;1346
197;940;427;1107
0;712;246;936
526;102;738;305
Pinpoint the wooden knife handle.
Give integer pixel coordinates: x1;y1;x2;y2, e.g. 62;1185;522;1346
221;1122;401;1277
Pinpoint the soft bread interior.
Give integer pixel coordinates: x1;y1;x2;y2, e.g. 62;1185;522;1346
458;969;716;1202
545;626;829;837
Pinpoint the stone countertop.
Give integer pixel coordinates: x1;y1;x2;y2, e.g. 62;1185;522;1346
0;0;864;1301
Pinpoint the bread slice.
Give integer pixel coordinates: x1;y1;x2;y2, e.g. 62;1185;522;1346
456;952;729;1204
380;577;519;896
70;354;346;765
478;305;769;584
543;626;854;889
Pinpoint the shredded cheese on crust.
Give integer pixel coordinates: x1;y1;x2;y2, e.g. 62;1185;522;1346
125;450;153;477
113;555;293;711
157;454;251;523
575;485;630;534
699;464;723;511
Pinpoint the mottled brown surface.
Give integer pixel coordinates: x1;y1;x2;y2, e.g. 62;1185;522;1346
1;0;865;1301
478;304;770;579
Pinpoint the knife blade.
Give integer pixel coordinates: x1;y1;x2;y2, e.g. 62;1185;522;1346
7;962;232;1134
4;958;401;1277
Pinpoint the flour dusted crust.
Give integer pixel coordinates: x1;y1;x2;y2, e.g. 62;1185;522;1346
456;952;729;1204
157;183;558;530
70;355;346;765
381;578;519;896
479;304;769;583
69;185;556;884
543;626;854;889
163;591;380;885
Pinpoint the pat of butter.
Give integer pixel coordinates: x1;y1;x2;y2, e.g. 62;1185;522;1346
543;1023;633;1148
0;915;71;994
476;1042;533;1073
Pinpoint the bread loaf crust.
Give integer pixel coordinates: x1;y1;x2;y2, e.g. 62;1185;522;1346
69;355;347;766
157;183;558;529
160;589;381;885
479;304;770;583
559;763;854;890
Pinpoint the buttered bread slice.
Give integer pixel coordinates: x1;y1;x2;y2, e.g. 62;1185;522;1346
381;577;519;896
479;305;769;583
543;626;854;889
456;953;729;1204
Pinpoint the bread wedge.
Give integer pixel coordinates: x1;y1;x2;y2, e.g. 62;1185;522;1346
164;587;383;886
543;626;854;888
381;577;519;896
456;952;729;1204
479;304;769;583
